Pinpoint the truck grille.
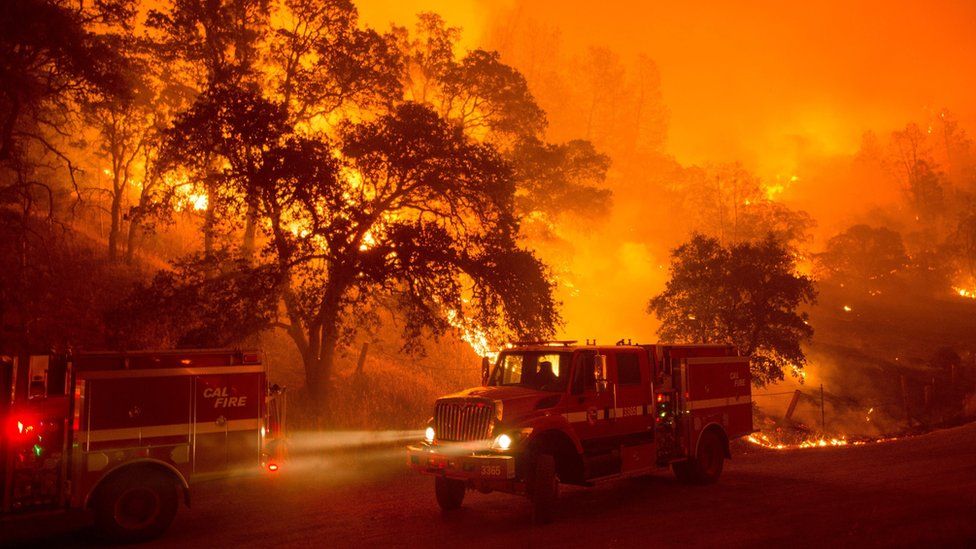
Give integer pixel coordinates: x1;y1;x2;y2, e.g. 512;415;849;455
434;399;493;441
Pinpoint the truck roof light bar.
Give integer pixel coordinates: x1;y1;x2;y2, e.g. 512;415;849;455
510;340;578;347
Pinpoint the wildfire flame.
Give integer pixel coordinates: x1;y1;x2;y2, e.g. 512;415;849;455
186;193;209;211
746;431;899;450
747;432;848;449
445;309;498;360
789;364;807;381
166;172;210;212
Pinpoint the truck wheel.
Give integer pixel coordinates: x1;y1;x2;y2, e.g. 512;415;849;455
530;453;559;524
671;430;725;485
434;477;466;511
93;467;179;543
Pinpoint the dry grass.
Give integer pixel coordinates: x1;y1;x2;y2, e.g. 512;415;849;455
265;328;482;432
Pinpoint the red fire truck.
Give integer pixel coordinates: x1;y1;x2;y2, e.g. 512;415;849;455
0;349;285;543
408;341;752;522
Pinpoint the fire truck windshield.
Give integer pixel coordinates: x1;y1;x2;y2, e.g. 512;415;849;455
489;351;572;392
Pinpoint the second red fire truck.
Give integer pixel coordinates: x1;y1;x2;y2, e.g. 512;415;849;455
1;349;285;543
408;340;753;522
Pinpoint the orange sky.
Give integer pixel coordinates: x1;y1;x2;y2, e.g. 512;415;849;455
361;0;976;177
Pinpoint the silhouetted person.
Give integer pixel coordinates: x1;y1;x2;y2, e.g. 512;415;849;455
537;360;557;388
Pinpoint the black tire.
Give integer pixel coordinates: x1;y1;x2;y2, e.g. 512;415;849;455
671;430;725;485
529;453;559;524
670;458;697;484
93;467;179;543
434;477;466;511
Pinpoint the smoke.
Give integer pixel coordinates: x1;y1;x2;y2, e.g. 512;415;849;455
752;357;907;440
476;0;976;169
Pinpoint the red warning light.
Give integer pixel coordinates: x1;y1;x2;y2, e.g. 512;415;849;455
267;463;279;472
7;415;38;440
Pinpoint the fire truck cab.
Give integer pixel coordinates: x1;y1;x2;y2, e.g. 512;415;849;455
1;349;285;543
407;341;752;522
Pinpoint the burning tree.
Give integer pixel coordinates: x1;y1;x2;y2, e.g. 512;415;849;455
149;82;559;404
682;163;814;248
649;234;817;385
815;224;909;285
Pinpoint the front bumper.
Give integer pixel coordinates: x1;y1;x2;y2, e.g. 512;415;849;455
407;443;516;481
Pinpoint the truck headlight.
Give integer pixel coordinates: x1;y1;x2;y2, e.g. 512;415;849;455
424;426;435;443
493;433;513;451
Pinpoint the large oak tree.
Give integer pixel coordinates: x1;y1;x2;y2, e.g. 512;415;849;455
649;234;816;385
158;84;558;402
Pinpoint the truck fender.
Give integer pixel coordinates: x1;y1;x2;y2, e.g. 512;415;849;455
518;415;584;454
85;459;191;509
694;423;732;459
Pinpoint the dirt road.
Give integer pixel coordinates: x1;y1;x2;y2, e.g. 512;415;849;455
14;422;976;548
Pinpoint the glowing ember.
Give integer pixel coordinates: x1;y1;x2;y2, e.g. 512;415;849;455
953;287;976;299
842;305;852;312
167;172;209;212
790;364;807;381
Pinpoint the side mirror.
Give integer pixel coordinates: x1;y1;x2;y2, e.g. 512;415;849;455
593;354;608;393
481;356;491;386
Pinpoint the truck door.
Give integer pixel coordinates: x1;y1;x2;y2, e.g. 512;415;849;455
609;350;656;473
568;351;613;454
609;350;654;437
193;373;263;474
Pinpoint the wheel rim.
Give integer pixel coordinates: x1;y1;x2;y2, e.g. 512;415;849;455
114;486;161;530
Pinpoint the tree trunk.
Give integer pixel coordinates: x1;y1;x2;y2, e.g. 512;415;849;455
108;188;122;261
311;298;342;404
302;350;323;400
0;95;20;161
203;174;218;258
300;282;346;408
124;215;140;264
203;205;216;257
241;202;257;260
299;330;338;410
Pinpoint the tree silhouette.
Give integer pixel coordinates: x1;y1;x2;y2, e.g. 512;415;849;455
511;137;611;223
158;85;558;403
0;0;129;163
683;163;813;247
438;49;546;140
0;0;131;355
396;14;611;224
815;224;909;284
147;0;272;254
649;234;816;385
271;0;402;123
